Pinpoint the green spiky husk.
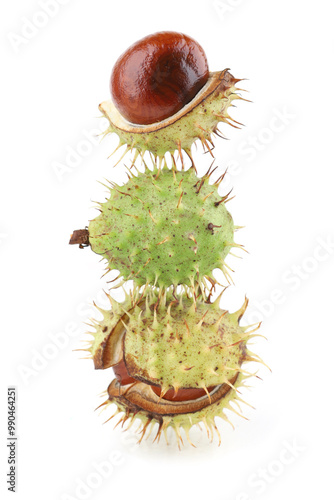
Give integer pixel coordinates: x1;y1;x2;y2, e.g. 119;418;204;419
123;291;252;391
85;288;262;447
99;70;243;162
89;166;235;290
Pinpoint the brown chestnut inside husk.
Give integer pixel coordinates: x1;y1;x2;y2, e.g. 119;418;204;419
110;31;209;125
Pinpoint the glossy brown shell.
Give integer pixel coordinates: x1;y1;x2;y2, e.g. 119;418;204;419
110;31;209;125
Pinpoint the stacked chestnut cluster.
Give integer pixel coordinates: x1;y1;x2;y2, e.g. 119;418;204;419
70;32;263;447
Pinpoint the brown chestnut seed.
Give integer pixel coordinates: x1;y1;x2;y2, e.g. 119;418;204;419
110;31;209;125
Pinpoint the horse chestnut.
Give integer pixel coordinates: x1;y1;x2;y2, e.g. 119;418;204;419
110;31;209;125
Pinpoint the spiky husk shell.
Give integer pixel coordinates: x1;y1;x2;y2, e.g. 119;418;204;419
99;70;244;164
123;293;254;393
84;289;263;447
89;166;236;291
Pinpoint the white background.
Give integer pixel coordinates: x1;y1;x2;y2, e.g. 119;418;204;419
1;0;333;499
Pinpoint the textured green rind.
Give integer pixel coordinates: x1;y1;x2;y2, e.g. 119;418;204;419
99;70;241;159
124;295;247;390
89;167;234;289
